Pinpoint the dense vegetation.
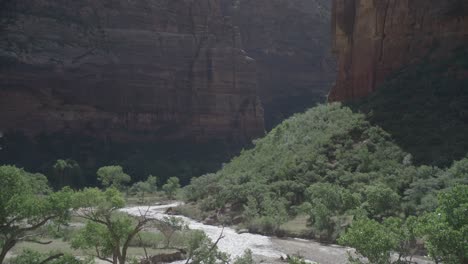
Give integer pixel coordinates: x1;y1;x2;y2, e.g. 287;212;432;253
0;165;253;264
184;103;467;263
351;47;468;166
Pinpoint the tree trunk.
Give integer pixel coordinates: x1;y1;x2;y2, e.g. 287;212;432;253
0;239;16;264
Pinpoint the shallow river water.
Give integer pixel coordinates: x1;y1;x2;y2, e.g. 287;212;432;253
122;203;433;264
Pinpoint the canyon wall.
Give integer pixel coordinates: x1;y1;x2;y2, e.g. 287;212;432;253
0;0;264;143
330;0;468;101
221;0;335;128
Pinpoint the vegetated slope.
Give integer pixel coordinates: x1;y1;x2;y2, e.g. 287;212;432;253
185;103;467;241
351;48;468;167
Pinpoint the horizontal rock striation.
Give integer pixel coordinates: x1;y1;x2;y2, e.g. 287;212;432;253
330;0;468;101
0;0;264;143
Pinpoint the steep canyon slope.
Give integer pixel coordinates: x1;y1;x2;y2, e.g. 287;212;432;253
330;0;468;101
221;0;336;128
330;0;468;165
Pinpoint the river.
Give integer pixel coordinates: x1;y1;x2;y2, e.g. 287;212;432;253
122;203;434;264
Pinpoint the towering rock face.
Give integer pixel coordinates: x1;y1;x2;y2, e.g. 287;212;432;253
330;0;468;101
0;0;264;143
221;0;336;129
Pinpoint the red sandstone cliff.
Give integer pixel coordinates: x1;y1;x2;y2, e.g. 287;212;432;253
330;0;468;101
0;0;264;143
221;0;336;128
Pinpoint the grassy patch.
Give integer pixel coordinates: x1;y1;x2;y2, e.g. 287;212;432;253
279;215;312;238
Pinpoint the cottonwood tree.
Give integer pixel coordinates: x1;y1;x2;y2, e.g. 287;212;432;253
52;159;83;189
97;166;131;191
162;177;181;199
156;216;187;248
338;218;398;264
0;165;73;263
129;181;151;204
71;188;155;264
417;184;468;264
146;175;158;193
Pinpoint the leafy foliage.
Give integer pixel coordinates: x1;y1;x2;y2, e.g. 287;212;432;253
338;218;398;264
417;184;468;264
162;177;181;199
71;187;155;264
0;165;73;263
186;104;407;236
97;166;131;190
52;159;83;190
232;249;254;264
184;230;229;264
350;47;468;166
185;103;467;241
9;249;89;264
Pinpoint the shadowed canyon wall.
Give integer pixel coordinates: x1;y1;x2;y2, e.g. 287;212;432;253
221;0;336;128
0;0;264;144
330;0;468;101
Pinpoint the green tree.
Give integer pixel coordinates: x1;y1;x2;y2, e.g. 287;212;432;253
0;165;73;263
364;184;400;219
97;166;131;191
304;183;359;240
155;216;187;248
184;230;229;264
233;250;254;264
71;188;154;264
145;175;158;193
52;159;83;189
162;177;181;199
417;184;468;264
338;218;398;264
383;216;419;262
129;181;151;204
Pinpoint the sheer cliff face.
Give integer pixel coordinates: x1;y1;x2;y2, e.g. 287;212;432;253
0;0;264;143
221;0;336;129
330;0;468;101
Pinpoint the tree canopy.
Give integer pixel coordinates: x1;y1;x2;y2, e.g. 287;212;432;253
97;166;131;190
0;165;73;263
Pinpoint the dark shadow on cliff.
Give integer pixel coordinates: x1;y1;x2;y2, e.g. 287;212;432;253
0;132;242;188
347;47;468;167
264;93;327;130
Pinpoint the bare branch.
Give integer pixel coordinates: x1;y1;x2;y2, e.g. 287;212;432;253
39;253;64;264
95;246;113;264
138;233;149;260
24;239;53;245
